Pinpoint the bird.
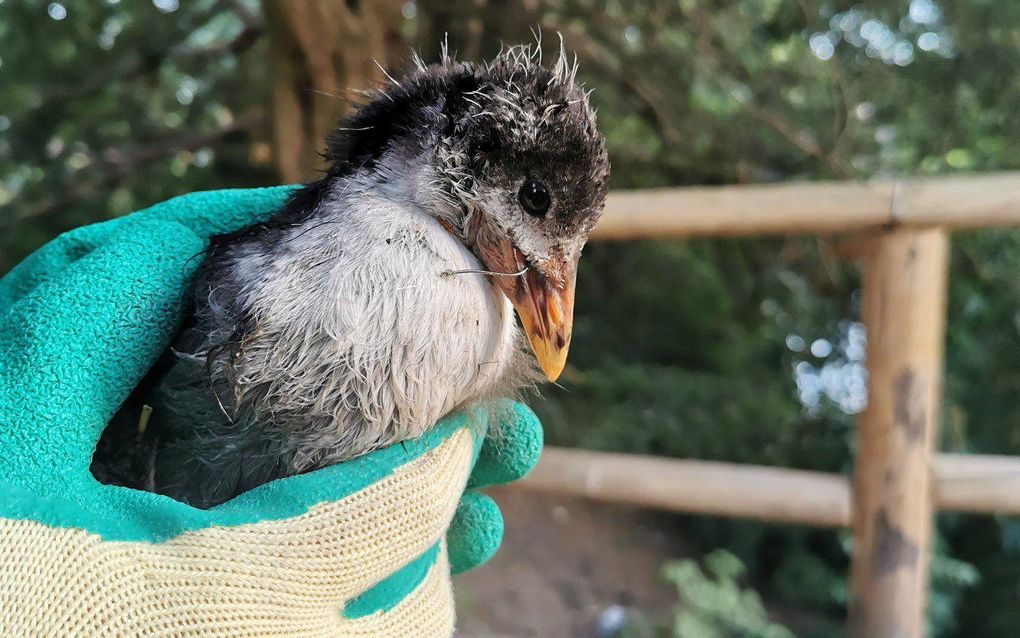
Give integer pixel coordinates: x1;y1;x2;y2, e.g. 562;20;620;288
91;40;610;509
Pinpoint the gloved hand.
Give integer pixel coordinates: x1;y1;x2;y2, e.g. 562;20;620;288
0;188;543;637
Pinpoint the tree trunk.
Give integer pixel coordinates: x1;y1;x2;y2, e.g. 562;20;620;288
264;0;404;183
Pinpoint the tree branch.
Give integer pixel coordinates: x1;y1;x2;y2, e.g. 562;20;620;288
685;4;850;177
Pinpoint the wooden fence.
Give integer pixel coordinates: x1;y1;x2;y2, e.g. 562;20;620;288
512;171;1020;638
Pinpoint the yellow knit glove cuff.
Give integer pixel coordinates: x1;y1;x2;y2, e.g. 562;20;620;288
0;429;474;637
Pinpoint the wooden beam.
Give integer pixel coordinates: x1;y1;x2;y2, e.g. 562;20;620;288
593;180;894;239
512;449;1020;523
517;447;853;528
591;173;1020;239
898;173;1020;228
933;453;1020;514
849;228;949;638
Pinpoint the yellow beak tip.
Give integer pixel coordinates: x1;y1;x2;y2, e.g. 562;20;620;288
534;349;568;382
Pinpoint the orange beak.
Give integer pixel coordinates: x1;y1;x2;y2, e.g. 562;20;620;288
474;229;576;381
507;261;576;381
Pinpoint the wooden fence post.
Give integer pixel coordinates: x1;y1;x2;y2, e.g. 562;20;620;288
850;228;949;638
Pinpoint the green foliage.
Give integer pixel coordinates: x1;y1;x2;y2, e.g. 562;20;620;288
661;551;794;638
626;541;977;638
0;0;271;271
627;550;796;638
927;533;981;637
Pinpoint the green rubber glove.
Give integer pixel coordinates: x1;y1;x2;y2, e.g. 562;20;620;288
0;188;543;636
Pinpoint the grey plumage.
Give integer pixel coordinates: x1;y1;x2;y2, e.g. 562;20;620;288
92;40;610;509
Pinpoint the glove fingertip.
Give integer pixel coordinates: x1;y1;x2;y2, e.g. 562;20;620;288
447;491;503;574
468;400;544;489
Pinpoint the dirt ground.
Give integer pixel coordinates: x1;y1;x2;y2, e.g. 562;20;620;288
453;487;683;638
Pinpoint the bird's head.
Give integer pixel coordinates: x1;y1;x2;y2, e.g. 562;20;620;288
325;40;609;381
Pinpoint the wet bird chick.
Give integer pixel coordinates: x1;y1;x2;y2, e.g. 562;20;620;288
92;42;610;509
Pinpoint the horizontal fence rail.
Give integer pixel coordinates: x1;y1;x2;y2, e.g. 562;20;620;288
509;171;1020;638
518;447;853;528
515;448;1020;528
592;172;1020;239
932;453;1020;513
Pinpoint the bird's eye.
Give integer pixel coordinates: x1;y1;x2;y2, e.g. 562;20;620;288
518;179;551;217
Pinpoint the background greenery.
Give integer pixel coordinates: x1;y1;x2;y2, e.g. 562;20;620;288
3;0;1019;635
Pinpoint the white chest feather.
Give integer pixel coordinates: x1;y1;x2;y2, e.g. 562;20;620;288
224;192;524;467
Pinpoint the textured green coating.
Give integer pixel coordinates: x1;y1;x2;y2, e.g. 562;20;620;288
467;401;544;490
448;491;505;574
343;543;442;619
0;188;544;615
